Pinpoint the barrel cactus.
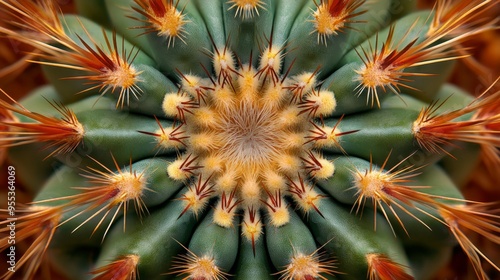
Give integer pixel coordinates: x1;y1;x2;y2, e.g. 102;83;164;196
0;0;499;279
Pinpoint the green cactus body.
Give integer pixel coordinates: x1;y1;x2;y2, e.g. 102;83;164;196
0;0;499;279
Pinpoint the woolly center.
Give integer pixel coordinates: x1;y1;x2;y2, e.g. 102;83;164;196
216;102;283;168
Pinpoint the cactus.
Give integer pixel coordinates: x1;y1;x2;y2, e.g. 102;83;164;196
0;0;499;279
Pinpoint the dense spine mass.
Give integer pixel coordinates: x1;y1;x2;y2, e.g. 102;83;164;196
0;0;499;279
